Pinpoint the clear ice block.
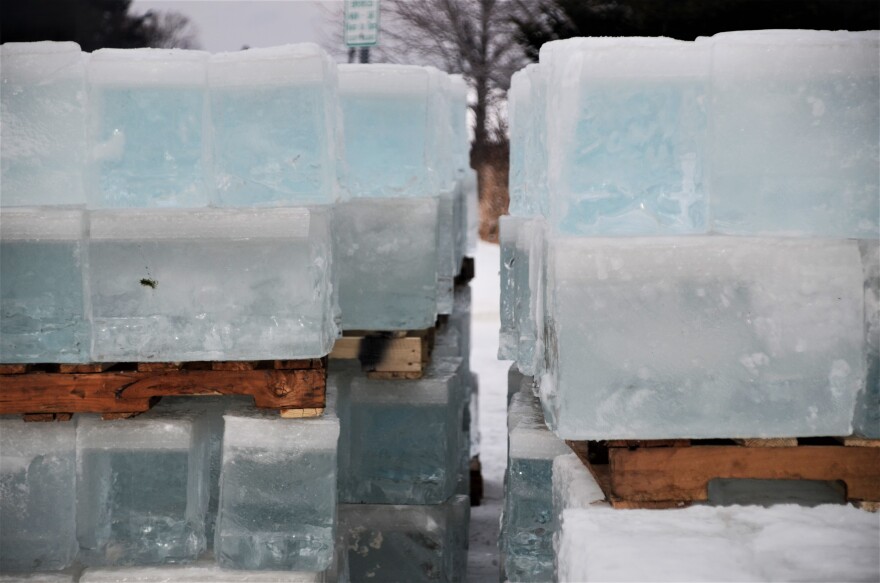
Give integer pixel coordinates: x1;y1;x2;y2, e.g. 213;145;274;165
208;44;338;206
88;206;337;361
338;495;470;583
541;37;710;235
338;358;464;505
86;49;208;208
710;30;880;238
0;208;89;363
437;188;456;314
855;239;880;438
542;236;866;440
214;394;339;572
76;407;212;566
0;42;87;207
0;418;77;572
333;197;439;330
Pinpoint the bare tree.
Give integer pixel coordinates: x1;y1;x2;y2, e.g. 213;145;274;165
141;10;202;50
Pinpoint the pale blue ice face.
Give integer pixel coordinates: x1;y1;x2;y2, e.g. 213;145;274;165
90;87;206;208
558;79;708;235
342;96;431;197
211;86;332;206
503;458;556;583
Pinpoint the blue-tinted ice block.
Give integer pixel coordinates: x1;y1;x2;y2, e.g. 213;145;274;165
208;44;338;206
339;495;469;583
0;419;77;572
338;358;464;505
86;49;208;209
0;208;89;363
0;42;87;207
541;38;710;235
437;188;457;315
542;236;866;440
88;206;337;361
76;407;212;566
710;31;879;238
333;197;439;330
214;396;339;572
499;216;523;360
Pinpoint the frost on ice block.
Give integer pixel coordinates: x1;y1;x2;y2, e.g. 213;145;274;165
339;495;469;583
76;407;212;566
208;45;338;206
214;392;339;572
501;387;569;583
0;42;87;207
542;236;866;440
541;37;710;235
338;358;464;505
333;197;439;330
88;206;336;361
0;208;89;363
855;239;880;438
711;30;880;238
87;49;208;208
0;419;77;572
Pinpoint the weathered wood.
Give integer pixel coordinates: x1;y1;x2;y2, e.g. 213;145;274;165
58;363;115;374
137;362;183;372
734;438;798;448
280;407;325;419
0;364;32;375
23;412;72;422
606;439;691;448
839;437;880;448
609;445;880;503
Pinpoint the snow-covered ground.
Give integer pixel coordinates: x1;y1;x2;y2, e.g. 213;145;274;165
467;241;510;583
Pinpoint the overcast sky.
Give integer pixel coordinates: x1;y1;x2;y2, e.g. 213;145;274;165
131;1;345;53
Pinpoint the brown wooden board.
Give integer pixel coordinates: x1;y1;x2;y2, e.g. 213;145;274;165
330;329;432;376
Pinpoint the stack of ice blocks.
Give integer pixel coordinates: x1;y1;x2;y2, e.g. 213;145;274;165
334;64;474;331
501;30;880;442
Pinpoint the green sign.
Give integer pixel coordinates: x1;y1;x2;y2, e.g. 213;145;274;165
344;0;380;47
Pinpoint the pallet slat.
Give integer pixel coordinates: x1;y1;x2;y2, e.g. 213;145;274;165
330;329;432;377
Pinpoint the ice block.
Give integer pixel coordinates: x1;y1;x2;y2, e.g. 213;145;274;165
0;207;89;363
542;236;866;439
437;188;456;315
499;216;523;360
0;418;77;572
0;42;87;207
87;206;337;361
214;392;339;572
710;30;880;238
855;239;880;438
208;44;338;206
76;407;212;566
86;49;208;208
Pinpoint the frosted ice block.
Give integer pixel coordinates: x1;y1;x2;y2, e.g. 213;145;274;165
0;42;87;207
542;236;866;439
501;388;570;583
333;197;439;330
437;189;456;314
76;407;212;566
86;49;208;208
88;206;336;361
208;44;338;206
507;66;532;217
711;30;880;238
448;75;470;176
464;169;479;255
499;216;523;360
556;504;879;583
513;219;547;377
855;239;880;438
338;65;439;198
0;419;77;572
214;393;339;572
0;208;89;363
541;37;710;235
339;495;469;583
338;358;464;505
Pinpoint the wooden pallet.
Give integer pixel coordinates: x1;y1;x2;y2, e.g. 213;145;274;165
568;437;880;510
0;358;327;420
330;328;433;379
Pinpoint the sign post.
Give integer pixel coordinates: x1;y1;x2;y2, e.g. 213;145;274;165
344;0;380;63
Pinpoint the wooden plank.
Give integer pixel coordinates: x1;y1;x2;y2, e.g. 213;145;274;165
330;333;428;373
734;438;798;448
840;437;880;448
274;358;325;370
137;362;183;372
609;445;880;503
23;413;72;422
211;361;257;372
606;439;691;448
0;364;32;375
58;363;115;374
280;407;325;419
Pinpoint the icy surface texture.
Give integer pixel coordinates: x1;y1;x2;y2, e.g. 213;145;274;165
541;37;710;235
0;575;75;582
499;217;522;360
208;45;338;206
338;358;465;505
464;169;479;255
711;31;880;238
88;206;337;361
86;49;208;209
437;189;457;314
76;407;212;566
0;208;89;363
0;419;77;572
508;64;549;219
0;42;87;207
542;236;865;440
214;395;339;572
339;65;438;198
333;197;439;330
557;504;880;583
469;372;480;459
339;495;470;583
855;239;880;438
501;388;570;583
